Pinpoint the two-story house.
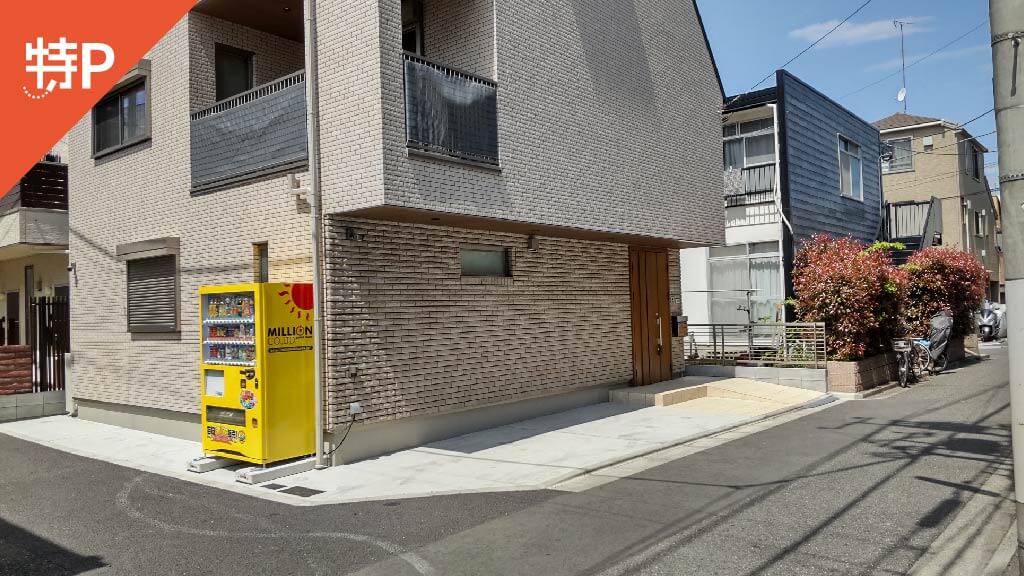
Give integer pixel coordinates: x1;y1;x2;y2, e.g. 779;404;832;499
681;71;883;325
874;112;1001;301
66;0;725;462
0;147;69;347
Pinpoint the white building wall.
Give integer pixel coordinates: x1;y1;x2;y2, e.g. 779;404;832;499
680;247;710;325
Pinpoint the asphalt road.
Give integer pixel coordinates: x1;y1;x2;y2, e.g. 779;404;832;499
0;347;1010;576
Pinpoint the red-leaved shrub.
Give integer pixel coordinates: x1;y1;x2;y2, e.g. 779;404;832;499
792;235;905;361
903;247;988;338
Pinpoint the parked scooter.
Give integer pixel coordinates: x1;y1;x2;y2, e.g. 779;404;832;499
979;306;999;342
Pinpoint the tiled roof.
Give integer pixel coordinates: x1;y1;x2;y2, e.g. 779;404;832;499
872;112;943;131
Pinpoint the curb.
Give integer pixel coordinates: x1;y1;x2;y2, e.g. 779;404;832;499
0;395;841;508
830;382;900;400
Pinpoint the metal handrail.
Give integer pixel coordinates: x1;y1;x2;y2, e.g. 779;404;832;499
190;70;306;121
402;52;497;87
684;322;827;368
725;190;775;207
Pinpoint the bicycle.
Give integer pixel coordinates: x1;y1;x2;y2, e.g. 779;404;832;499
892;335;948;388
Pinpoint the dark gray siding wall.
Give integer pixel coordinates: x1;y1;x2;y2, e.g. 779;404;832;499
780;72;882;245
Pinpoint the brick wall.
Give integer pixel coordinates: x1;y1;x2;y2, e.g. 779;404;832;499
422;0;495;78
369;0;724;245
0;346;31;395
68;17;312;415
323;218;683;427
188;12;304;112
315;0;389;215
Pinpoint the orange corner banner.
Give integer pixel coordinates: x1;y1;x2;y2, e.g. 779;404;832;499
0;0;198;193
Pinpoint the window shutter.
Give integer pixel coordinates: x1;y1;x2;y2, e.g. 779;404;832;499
127;255;177;332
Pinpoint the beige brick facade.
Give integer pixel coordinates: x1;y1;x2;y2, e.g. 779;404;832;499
68;16;313;414
67;3;720;440
370;0;724;244
323;218;677;427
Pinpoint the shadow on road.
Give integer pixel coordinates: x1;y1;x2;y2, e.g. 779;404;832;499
0;517;106;575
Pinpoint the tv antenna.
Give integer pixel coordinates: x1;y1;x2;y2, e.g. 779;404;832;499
894;20;912;112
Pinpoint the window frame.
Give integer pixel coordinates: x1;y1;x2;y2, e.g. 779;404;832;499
125;254;180;334
722;119;776;171
975;209;987;238
214;43;255;102
91;74;151;159
969;145;983;181
837;134;864;201
253;242;269;283
707;242;784;324
459;245;511;278
882;137;914;174
402;22;424;56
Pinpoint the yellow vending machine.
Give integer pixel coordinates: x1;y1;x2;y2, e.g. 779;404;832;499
199;283;315;465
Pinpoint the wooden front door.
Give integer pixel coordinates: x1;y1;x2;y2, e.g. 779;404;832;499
629;248;672;386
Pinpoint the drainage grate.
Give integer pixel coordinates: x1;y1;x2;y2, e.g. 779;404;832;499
262;483;287;490
279;486;324;498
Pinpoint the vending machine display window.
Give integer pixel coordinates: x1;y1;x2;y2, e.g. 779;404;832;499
202;291;256;366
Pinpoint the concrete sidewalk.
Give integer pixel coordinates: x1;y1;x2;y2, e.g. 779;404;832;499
0;387;834;506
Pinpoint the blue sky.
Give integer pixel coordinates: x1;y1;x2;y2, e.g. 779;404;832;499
695;0;998;185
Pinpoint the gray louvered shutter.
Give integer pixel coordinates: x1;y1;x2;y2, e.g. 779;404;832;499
127;256;177;332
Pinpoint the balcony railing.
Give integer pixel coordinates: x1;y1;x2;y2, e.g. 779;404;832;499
189;71;307;192
684;323;827;368
403;53;499;166
724;164;776;201
725;190;774;207
0;161;68;213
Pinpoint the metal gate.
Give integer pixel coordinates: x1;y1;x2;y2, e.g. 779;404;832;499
29;296;69;392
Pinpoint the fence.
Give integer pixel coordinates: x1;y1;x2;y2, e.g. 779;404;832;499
683;323;826;368
28;296;69;392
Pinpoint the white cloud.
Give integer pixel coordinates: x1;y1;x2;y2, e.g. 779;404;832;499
789;16;930;47
866;43;989;72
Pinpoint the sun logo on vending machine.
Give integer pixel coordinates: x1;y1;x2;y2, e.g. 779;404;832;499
278;283;314;320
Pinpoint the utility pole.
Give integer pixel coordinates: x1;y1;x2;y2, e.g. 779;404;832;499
990;0;1024;569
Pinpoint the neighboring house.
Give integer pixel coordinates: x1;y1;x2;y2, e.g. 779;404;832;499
66;0;724;462
874;112;1002;301
681;71;883;325
0;149;69;347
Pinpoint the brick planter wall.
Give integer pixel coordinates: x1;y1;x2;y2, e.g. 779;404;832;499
0;346;31;395
827;353;896;394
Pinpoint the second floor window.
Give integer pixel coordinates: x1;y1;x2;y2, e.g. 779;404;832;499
838;135;863;200
968;145;983;180
215;44;253;101
93;81;148;156
723;119;775;171
883;137;913;173
975;210;987;237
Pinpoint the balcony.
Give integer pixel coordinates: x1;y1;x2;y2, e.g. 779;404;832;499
189;71;307;192
723;164;776;207
403;53;499;166
1;161;67;213
0;160;68;259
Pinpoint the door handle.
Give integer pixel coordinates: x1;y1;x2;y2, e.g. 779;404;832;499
656;313;663;355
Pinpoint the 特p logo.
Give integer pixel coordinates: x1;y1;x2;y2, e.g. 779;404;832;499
23;37;114;100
